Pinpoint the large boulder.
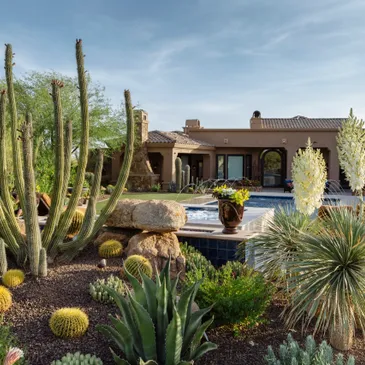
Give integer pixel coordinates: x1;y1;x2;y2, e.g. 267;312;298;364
105;199;187;232
125;232;185;278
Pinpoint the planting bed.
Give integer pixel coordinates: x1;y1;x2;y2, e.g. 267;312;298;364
4;248;365;365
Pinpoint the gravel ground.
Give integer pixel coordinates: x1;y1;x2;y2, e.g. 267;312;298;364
4;249;365;365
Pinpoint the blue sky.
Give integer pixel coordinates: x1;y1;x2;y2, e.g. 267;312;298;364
1;0;365;130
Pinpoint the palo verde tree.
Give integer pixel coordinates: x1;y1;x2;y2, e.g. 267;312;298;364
0;39;134;276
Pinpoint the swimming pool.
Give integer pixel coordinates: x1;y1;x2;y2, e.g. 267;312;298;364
185;196;340;222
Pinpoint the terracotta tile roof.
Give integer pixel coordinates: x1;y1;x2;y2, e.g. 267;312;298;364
261;116;345;129
147;131;214;147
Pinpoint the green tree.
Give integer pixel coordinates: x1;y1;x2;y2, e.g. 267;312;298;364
0;71;126;192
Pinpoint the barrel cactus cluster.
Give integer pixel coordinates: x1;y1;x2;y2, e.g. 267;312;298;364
123;254;153;280
49;308;89;338
0;285;12;312
0;39;135;277
51;352;103;365
89;275;125;304
2;269;25;288
98;240;123;258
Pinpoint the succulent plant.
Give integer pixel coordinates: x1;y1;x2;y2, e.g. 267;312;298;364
89;275;125;304
49;308;89;338
175;157;182;192
96;257;217;365
51;352;103;365
38;247;47;277
98;240;123;258
0;285;12;312
0;238;7;275
106;184;115;195
2;269;25;288
265;333;355;365
60;209;84;237
124;255;153;280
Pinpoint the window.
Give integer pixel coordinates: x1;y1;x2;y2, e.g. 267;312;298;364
216;155;225;179
227;155;244;180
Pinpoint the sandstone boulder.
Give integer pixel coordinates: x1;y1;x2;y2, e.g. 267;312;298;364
125;232;185;278
94;227;141;247
105;199;187;232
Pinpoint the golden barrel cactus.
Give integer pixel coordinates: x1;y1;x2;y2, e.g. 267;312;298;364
49;308;89;338
60;209;85;237
124;255;153;280
0;285;12;312
98;240;123;258
2;269;25;288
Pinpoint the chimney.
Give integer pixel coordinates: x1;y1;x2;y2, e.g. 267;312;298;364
250;110;262;129
134;109;149;143
183;119;201;134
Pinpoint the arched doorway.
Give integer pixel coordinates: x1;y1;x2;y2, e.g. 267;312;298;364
260;149;285;187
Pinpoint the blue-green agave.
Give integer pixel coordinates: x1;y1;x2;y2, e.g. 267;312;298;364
96;258;217;365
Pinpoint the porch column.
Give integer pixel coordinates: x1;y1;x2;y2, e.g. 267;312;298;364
203;154;214;180
286;146;297;179
328;148;339;181
160;150;175;190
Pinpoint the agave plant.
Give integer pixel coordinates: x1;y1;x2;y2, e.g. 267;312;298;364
285;207;365;350
236;206;317;290
96;258;217;365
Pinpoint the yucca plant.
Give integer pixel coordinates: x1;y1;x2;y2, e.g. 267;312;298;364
96;258;217;365
236;206;317;291
285;207;365;351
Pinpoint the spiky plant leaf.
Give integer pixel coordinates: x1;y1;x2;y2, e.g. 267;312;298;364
111;348;131;364
129;295;157;361
189;317;215;359
165;306;183;365
286;208;365;339
125;266;147;309
189;342;217;362
156;278;168;363
141;271;157;324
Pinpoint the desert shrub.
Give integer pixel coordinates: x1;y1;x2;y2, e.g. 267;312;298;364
2;269;25;288
182;244;272;326
265;333;355;365
89;275;125;304
0;317;26;364
49;308;89;338
150;183;161;192
51;352;103;364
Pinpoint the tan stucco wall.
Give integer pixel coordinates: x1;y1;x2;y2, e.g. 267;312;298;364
187;128;339;180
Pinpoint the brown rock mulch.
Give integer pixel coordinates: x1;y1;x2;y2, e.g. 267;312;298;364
4;246;122;365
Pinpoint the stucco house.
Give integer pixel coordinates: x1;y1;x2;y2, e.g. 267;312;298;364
107;110;347;190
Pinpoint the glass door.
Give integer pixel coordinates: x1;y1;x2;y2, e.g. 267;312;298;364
227;155;244;180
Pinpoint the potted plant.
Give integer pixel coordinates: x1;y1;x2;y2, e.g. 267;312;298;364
212;185;250;234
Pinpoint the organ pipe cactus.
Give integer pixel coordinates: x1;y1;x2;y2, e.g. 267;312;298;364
96;258;217;365
184;164;190;192
0;238;7;275
0;39;135;275
175;157;182;192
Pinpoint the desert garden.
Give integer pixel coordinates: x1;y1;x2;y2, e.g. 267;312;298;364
1;39;365;365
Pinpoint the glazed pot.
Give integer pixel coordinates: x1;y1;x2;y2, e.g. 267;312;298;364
218;199;244;234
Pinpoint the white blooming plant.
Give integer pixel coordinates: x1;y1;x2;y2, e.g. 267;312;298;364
291;138;327;215
337;109;365;195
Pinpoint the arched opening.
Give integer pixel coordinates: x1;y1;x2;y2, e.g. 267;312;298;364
260;149;285;187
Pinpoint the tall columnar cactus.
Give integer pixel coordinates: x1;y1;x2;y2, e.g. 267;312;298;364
22;112;42;275
0;239;7;275
0;40;135;275
181;170;185;192
175;157;182;192
184;164;191;191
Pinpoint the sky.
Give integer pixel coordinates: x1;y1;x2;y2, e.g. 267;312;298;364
1;0;365;131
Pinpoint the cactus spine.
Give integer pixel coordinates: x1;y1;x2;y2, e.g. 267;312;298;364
49;308;89;338
0;239;7;275
39;247;47;277
175;157;182;192
2;269;25;287
22;112;42;275
184;164;190;192
124;255;153;280
41;80;65;248
0;285;12;312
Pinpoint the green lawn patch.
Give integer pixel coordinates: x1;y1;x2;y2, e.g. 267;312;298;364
96;193;202;212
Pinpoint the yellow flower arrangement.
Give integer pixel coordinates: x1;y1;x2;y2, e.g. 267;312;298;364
212;184;250;206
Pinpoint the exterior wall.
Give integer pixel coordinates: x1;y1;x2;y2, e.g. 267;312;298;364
187;129;339;181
